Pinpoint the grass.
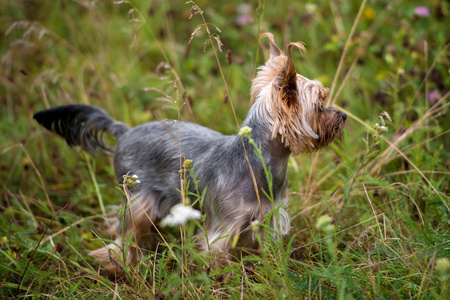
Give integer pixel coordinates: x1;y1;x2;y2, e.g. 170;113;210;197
1;0;449;298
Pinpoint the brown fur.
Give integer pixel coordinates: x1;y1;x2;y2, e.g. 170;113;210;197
251;35;342;154
90;191;160;274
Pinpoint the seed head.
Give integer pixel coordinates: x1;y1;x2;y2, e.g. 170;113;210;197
183;159;193;169
123;174;141;187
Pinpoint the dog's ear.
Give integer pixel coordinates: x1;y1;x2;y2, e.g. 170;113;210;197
260;32;282;58
277;42;306;106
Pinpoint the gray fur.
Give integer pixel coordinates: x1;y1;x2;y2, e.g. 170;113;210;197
115;112;290;226
34;103;293;256
34;41;346;265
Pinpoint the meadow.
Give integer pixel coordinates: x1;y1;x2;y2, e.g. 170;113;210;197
0;0;449;298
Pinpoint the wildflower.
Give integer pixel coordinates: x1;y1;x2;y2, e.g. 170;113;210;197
239;126;252;138
316;215;334;233
428;89;441;102
435;258;450;281
122;174;141;187
251;220;260;232
237;3;252;14
374;123;388;136
236;15;253;27
160;204;202;227
362;7;376;21
305;3;317;14
373;111;391;137
414;6;430;17
391;134;401;142
323;224;335;233
385;53;394;64
236;3;253;27
183;159;193;169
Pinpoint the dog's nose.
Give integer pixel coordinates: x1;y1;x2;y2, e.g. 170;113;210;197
341;112;347;121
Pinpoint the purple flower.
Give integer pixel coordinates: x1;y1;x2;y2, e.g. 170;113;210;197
391;135;401;143
414;6;430;17
428;89;441;101
236;15;253;27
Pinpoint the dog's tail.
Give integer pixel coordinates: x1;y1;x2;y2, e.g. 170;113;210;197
33;104;129;156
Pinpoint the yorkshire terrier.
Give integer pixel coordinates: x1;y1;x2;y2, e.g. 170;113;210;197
33;33;346;272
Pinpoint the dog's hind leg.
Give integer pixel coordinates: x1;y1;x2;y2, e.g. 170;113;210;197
90;190;160;274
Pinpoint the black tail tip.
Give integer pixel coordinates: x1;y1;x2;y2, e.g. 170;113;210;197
33;110;46;124
32;104;116;156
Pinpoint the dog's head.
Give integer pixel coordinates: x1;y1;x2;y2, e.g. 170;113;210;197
251;33;346;154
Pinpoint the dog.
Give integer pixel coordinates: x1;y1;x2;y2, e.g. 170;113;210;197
33;33;346;272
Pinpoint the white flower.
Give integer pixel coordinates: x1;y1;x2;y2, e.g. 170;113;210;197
160;204;202;227
132;175;139;180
